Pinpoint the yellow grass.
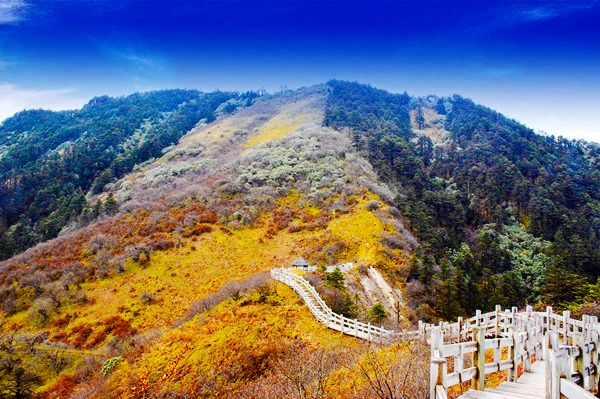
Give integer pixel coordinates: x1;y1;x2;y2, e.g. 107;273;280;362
6;191;404;339
245;96;324;147
3;190;412;398
107;284;358;397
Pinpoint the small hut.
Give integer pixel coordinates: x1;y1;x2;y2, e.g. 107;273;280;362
292;257;310;269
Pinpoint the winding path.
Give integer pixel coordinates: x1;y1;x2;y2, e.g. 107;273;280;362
271;267;395;341
272;267;600;398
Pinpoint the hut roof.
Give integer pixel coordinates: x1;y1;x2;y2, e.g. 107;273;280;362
292;257;310;267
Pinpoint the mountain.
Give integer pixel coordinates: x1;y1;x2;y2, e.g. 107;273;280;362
0;89;257;260
325;80;600;318
0;81;598;398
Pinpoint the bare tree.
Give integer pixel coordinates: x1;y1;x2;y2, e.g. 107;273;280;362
354;343;429;399
234;343;350;399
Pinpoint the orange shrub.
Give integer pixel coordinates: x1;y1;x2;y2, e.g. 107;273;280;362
41;374;77;399
70;324;93;348
103;315;136;338
147;234;177;250
53;313;72;328
181;224;213;237
197;209;218;224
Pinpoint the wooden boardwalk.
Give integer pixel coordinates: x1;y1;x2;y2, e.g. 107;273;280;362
459;361;546;398
272;267;449;341
272;267;600;399
271;268;395;341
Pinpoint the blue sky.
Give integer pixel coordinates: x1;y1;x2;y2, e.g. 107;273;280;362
1;0;599;142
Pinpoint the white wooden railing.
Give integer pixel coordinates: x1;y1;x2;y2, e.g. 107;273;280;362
271;267;600;398
545;311;600;398
271;268;393;341
431;306;600;399
272;267;488;342
430;305;544;397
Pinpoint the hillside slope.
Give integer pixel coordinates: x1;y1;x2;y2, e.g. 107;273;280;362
0;81;598;398
0;90;256;260
325;80;600;320
0;86;417;398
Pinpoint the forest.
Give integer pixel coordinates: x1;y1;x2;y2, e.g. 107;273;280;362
325;80;600;320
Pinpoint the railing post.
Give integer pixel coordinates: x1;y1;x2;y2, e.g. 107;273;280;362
590;316;599;392
533;312;541;361
546;306;553;333
523;305;534;346
508;328;518;382
524;325;533;373
563;310;571;344
430;327;446;399
543;332;550;364
577;315;591;390
524;305;533;369
472;327;485;391
495;304;501;337
547;331;563;399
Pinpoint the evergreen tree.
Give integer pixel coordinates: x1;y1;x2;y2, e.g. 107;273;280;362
103;193;118;215
541;267;589;307
435;98;447;115
368;302;388;323
91;169;114;194
325;267;345;289
92;200;102;218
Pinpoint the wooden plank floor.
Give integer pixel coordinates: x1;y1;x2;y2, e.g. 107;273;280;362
458;361;545;399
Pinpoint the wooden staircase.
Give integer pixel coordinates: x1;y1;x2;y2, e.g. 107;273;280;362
459;361;546;399
272;266;600;399
461;382;544;399
271;267;395;341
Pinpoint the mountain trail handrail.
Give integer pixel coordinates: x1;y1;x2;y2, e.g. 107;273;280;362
271;268;392;341
432;306;600;399
272;267;512;342
271;267;600;398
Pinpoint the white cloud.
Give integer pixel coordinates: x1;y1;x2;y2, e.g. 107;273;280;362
110;48;168;71
520;7;559;21
0;0;28;24
0;83;88;122
467;2;599;35
500;2;599;27
518;2;597;22
118;52;165;70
